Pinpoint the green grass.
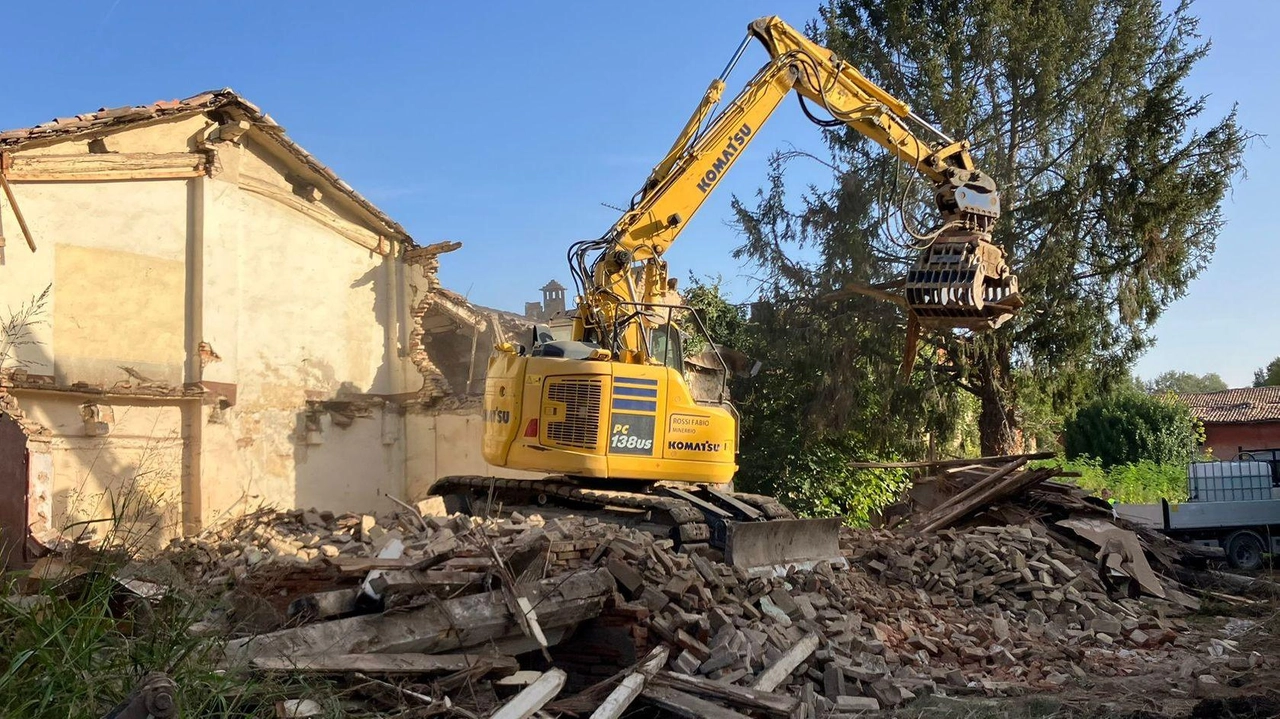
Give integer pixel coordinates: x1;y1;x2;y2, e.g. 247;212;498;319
0;554;341;718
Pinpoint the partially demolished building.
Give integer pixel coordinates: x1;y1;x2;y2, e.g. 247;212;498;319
0;89;531;564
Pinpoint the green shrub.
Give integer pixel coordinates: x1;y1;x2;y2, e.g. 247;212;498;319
1063;392;1203;468
737;434;910;525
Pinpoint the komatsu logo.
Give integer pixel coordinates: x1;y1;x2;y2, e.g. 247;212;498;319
695;124;753;193
668;440;723;453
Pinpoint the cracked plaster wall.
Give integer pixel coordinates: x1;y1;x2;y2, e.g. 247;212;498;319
0;112;535;546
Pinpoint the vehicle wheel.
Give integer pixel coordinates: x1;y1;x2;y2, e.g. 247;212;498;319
1225;530;1266;571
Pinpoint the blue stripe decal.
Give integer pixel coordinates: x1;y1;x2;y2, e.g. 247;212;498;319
612;399;657;412
613;386;659;398
614;377;659;386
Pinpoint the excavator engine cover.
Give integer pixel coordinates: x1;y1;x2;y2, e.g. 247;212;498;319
905;239;1019;331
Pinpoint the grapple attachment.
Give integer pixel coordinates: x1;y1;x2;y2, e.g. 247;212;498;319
904;238;1020;331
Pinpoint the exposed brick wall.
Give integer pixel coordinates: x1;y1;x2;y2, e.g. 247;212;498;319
403;242;465;405
1202;421;1280;459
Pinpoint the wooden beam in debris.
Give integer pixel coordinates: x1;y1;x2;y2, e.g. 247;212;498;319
642;686;753;719
225;567;612;662
490;669;567;719
589;647;669;719
849;451;1055;469
250;653;518;675
919;466;1058;532
936;460;1054;529
914;458;1033;532
651;671;800;719
750;632;819;692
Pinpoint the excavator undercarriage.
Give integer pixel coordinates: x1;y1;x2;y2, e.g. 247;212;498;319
432;476;844;570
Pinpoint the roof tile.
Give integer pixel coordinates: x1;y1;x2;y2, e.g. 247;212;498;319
0;88;412;245
1179;387;1280;424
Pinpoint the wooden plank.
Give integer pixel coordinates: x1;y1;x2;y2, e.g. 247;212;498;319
589;647;668;719
933;458;1028;509
0;162;36;251
849;451;1055;469
750;632;819;692
251;653;517;675
915;458;1030;531
5;152;206;182
515;595;549;650
921;467;1056;532
642;686;752;719
490;669;567;719
225;567;612;662
652;671;799;718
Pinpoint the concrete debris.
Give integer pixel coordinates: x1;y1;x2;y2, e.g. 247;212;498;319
274;699;323;718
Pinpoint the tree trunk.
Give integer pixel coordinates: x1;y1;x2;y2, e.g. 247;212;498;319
975;341;1023;456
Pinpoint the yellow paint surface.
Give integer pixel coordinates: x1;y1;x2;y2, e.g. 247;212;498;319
53;245;186;382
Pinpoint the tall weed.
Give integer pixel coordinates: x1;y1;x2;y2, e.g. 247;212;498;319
1040;456;1188;504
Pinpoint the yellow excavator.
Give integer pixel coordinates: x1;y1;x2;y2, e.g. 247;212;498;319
434;16;1021;568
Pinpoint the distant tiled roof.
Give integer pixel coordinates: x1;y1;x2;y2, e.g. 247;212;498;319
0;88;412;244
1180;386;1280;424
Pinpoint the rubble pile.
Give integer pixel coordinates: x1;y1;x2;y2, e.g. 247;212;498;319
170;505;476;582
162;490;1226;717
595;522;1198;714
13;454;1262;716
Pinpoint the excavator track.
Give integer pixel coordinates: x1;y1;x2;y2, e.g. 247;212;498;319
431;475;796;552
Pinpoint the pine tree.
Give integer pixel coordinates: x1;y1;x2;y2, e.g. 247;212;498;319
734;0;1247;453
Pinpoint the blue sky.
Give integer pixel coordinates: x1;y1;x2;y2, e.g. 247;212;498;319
1;1;1273;386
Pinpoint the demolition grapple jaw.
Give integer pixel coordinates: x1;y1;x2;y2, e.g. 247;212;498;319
904;237;1020;331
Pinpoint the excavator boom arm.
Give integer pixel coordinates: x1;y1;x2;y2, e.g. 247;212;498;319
576;15;1019;364
611;60;796;261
